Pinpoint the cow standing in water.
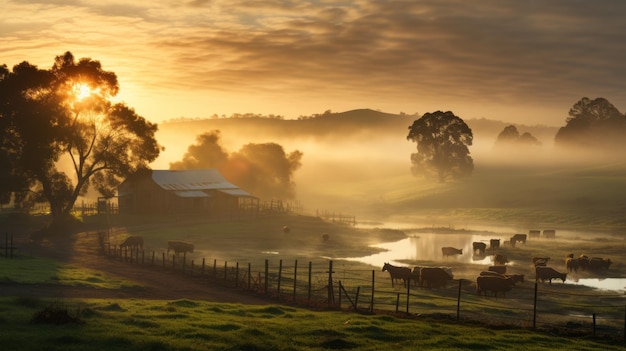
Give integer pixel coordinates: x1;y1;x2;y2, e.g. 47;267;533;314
167;240;195;256
120;236;144;250
441;247;463;258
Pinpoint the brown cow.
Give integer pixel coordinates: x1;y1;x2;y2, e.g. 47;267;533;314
420;267;453;288
510;233;527;247
542;229;556;239
535;266;566;284
588;257;612;270
382;263;411;288
410;266;423;286
489;239;500;250
565;254;580;272
494;254;508;265
472;242;487;255
532;256;550;267
441;247;463;258
479;271;524;285
476;276;515;297
528;230;541;239
120;236;144;250
167;240;194;256
488;265;507;274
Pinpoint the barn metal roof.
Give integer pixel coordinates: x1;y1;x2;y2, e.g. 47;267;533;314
173;190;211;198
152;169;237;191
218;188;254;197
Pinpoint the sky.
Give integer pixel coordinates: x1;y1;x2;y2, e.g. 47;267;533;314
2;0;626;127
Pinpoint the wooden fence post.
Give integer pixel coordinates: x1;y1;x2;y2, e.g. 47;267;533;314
248;262;252;290
308;261;312;306
277;259;283;297
213;259;217;280
264;259;269;296
395;293;400;313
293;259;298;302
533;282;538;329
162;252;165;268
202;258;205;276
190;260;195;276
406;277;410;314
224;261;228;281
371;270;375;313
328;260;334;309
235;262;239;288
457;279;463;321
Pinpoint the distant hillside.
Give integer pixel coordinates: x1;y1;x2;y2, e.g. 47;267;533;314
159;109;559;146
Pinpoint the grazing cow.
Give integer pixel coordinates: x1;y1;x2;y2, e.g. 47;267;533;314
535;266;567;284
510;234;527;246
565;254;580;273
282;226;291;234
532;256;550;267
528;230;541;239
488;265;507;274
578;255;590;271
489;239;500;250
167;240;195;256
120;236;144;250
479;271;524;285
442;247;463;258
420;267;453;288
472;242;487;255
382;263;411;288
410;266;422;286
321;233;330;242
542;229;556;239
588;257;612;270
476;276;515;297
494;254;508;265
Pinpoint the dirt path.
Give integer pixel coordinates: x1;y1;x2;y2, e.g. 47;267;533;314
1;232;272;305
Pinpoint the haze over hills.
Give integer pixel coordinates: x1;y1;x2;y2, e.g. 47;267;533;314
152;109;625;229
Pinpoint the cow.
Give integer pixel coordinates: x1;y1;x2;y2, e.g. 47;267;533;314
542;229;556;239
489;239;500;250
488;265;507;274
476;276;515;297
382;263;411;288
420;267;453;288
510;233;527;247
119;236;144;251
494;254;508;265
442;247;463;258
472;242;487;255
410;266;422;286
532;256;550;267
528;230;541;239
321;233;330;242
167;240;195;256
565;254;580;273
535;266;566;284
588;257;612;270
282;226;291;234
578;254;590;271
479;271;524;285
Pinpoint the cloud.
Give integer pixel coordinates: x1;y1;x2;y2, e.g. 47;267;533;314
2;0;626;124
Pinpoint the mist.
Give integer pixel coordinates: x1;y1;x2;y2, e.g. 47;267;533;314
148;112;626;225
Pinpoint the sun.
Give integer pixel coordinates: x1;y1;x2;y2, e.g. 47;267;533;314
73;83;93;101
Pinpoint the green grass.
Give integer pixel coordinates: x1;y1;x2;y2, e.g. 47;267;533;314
0;297;622;351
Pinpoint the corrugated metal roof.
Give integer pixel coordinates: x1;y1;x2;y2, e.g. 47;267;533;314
174;190;211;198
152;169;238;191
218;189;255;197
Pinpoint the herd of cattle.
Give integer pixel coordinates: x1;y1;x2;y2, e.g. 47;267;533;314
118;235;195;256
382;229;615;297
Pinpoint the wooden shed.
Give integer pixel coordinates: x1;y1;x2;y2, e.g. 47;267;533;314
117;169;258;217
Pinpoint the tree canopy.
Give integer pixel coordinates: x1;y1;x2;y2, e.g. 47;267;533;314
0;52;161;226
407;111;473;182
554;97;626;149
494;125;541;148
169;131;302;200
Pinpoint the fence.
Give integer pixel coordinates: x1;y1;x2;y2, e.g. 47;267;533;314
1;233;18;258
106;245;625;342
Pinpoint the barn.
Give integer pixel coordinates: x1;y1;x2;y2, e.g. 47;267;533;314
117;169;258;217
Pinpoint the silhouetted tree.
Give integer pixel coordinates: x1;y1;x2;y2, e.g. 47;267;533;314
555;97;626;149
407;111;473;182
169;132;302;200
0;52;161;230
494;125;541;148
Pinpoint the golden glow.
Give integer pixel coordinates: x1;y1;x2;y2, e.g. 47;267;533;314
73;83;94;101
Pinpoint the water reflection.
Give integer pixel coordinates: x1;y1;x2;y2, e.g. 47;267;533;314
564;278;626;292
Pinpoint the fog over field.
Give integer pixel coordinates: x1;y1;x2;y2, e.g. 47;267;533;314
151;110;626;228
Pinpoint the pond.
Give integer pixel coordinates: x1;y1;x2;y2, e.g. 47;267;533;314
338;223;626;292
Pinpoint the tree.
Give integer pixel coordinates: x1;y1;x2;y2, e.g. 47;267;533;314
407;111;473;182
494;125;541;148
0;52;161;229
554;97;626;149
170;131;303;200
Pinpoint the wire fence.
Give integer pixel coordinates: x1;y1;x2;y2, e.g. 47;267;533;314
106;243;626;343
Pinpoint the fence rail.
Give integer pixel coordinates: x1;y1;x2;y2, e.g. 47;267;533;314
105;244;626;342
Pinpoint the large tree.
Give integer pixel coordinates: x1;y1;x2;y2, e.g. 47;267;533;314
494;125;541;148
0;52;161;228
170;130;302;200
554;97;626;149
407;111;473;182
